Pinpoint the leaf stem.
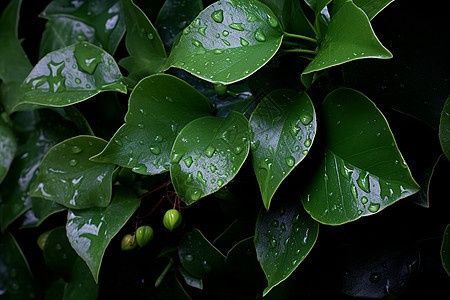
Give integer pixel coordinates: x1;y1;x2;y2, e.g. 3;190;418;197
155;259;174;288
284;32;318;44
280;49;317;55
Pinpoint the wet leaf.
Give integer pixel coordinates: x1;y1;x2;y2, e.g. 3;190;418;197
170;111;250;205
91;74;213;175
303;0;331;14
66;187;140;282
178;228;226;278
0;117;17;183
353;0;394;20
31;135;115;209
301;88;420;225
255;200;319;296
249;90;316;209
165;0;284;84
439;97;450;160
441;224;450;276
14;42;127;112
43;227;78;280
119;0;167;86
301;1;392;87
63;258;99;300
20;197;66;229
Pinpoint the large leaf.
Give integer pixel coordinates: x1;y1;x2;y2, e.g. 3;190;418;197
63;258;99;300
439;97;450;160
354;0;394;20
255;200;319;296
39;0;125;57
165;0;284;84
301;0;392;87
441;224;450;276
0;117;17;183
91;74;213;174
170;111;250;205
178;228;226;278
14;42;127;112
119;0;167;86
249;90;316;209
66;187;140;282
31;135;115;209
301;88;420;225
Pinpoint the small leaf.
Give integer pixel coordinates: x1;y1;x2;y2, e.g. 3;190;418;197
31;135;115;209
66;187;141;282
63;258;99;300
170;111;250;205
441;224;450;276
354;0;394;20
43;227;78;280
165;0;284;84
249;90;316;209
301;1;392;87
14;42;126;112
303;0;332;14
254;201;319;296
439;97;450;160
0;117;17;183
301;88;420;225
178;228;226;278
20;198;66;229
91;74;213;175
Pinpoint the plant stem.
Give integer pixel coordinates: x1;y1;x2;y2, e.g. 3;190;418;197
281;49;317;55
284;32;318;44
155;259;174;288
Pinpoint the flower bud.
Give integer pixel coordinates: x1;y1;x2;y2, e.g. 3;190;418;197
136;225;154;247
121;234;137;251
37;231;51;250
163;209;182;231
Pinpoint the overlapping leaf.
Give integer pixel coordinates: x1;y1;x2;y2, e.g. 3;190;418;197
439;97;450;160
0;118;17;184
441;224;450;276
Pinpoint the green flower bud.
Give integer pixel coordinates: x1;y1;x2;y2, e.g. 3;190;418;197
136;225;154;247
37;231;51;251
163;209;182;231
214;83;228;98
121;234;137;251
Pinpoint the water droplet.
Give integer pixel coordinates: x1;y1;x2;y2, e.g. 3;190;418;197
210;163;217;172
247;13;257;22
114;139;123;147
280;223;286;231
234;146;243;154
206;145;215;157
69;159;78;167
368;202;380;213
286;156;295;167
191;189;201;201
202;260;212;273
132;164;147;173
292;259;298;266
211;10;224;23
75;78;82;84
270;238;277;247
192;39;203;47
304;138;312;148
361;196;368;204
369;273;382;283
271;220;279;227
55;243;62;250
222;39;230;46
254;28;266;42
147;32;154;40
198;26;208;36
301;150;308;155
71;145;82;154
213;49;225;54
137;123;145;129
184;254;194;262
171;152;184;164
150;145;161;155
229;23;244;31
222;30;229;37
240;37;249;46
351;184;358;201
184;156;193;168
217;179;224;187
357;172;370;193
300;113;313;125
183;27;190;35
250;140;260;151
267;14;278;28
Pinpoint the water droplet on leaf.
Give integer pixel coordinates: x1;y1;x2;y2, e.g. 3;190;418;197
211;10;224;23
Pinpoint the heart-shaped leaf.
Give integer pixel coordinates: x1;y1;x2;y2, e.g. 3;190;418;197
14;42;127;112
255;200;319;296
0;118;17;184
301;1;392;87
165;0;284;84
66;187;140;282
439;97;450;160
301;88;420;225
170;111;250;205
31;135;115;209
91;74;213;175
119;0;167;86
178;228;226;278
249;90;316;209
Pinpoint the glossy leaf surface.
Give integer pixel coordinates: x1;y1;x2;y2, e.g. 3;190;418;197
43;227;78;280
301;88;420;225
166;0;284;84
170;111;250;205
39;0;125;57
255;201;319;296
249;90;316;209
63;258;99;300
31;135;115;209
0;117;17;183
66;187;140;282
354;0;394;20
91;74;213;174
119;0;167;86
178;228;226;278
439;97;450;160
15;42;126;112
301;1;392;87
441;224;450;276
21;198;66;229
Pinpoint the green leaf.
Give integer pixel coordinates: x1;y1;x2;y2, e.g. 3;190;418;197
14;42;127;112
155;0;203;49
63;258;99;300
354;0;394;20
439;97;450;160
43;227;78;280
0;233;41;299
303;0;332;14
119;0;167;86
301;0;392;87
165;0;284;84
91;74;213;175
21;197;66;229
39;0;125;57
66;187;140;282
31;135;115;209
249;90;316;209
441;224;450;276
0;117;17;183
301;88;420;225
170;111;250;205
178;228;226;278
254;200;319;296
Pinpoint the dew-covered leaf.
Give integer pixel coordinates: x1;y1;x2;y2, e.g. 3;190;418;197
170;111;250;205
31;135;115;209
249;90;316;209
66;187;140;282
301;88;420;225
178;228;226;278
0;117;17;184
14;42;127;112
439;97;450;160
119;0;167;86
165;0;284;84
91;74;213;175
301;1;392;87
255;200;319;296
441;224;450;276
